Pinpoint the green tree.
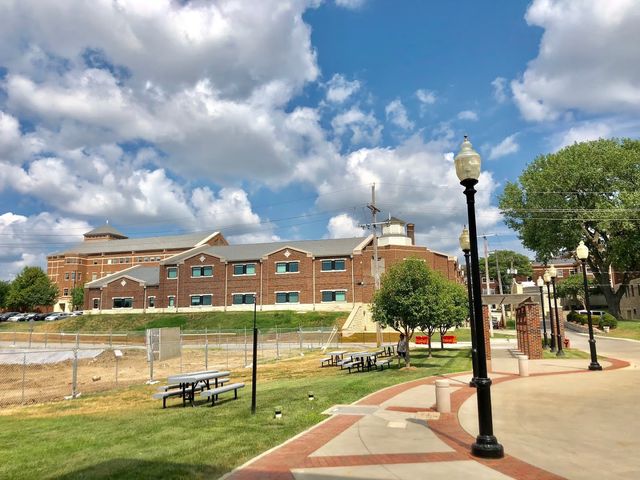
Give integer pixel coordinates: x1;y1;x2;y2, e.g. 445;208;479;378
555;274;599;310
5;267;58;311
499;138;640;318
371;258;434;367
436;281;468;349
0;280;10;309
71;286;84;311
479;250;533;293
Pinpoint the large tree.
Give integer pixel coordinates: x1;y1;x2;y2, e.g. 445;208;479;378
71;286;84;311
371;258;434;367
555;274;599;310
499;138;640;318
5;267;58;311
479;250;533;293
0;280;10;309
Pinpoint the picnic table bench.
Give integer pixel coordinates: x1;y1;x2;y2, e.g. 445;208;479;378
200;383;245;405
153;370;230;408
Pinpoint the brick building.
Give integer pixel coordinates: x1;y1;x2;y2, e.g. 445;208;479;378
47;225;227;312
81;220;460;313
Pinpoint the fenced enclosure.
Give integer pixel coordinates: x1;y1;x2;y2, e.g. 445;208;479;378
0;326;340;407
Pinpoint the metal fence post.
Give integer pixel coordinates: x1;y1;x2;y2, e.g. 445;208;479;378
205;328;209;370
149;348;154;383
75;331;80;349
21;353;27;404
109;330;113;348
275;325;280;359
71;348;78;399
13;330;17;347
179;334;183;373
44;332;48;348
28;326;33;349
226;336;229;368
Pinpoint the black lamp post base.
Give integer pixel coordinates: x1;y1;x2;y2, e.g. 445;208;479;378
589;362;603;371
556;349;565;357
472;435;504;459
469;378;477;388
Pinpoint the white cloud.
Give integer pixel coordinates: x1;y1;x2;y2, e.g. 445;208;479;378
331;107;383;146
0;212;92;280
552;122;612;151
335;0;367;9
325;74;360;103
416;89;436;105
488;134;520;160
316;135;502;255
457;110;478;121
512;0;640;122
385;99;414;130
326;214;364;238
491;77;508;104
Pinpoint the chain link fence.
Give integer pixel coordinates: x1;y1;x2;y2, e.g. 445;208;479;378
0;326;339;407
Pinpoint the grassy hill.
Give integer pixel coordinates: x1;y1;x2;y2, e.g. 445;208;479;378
0;310;348;333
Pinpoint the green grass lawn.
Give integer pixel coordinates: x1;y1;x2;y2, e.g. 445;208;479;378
0;349;471;479
0;310;347;333
542;348;590;360
602;320;640;341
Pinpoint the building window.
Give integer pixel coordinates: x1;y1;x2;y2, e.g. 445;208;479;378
556;269;564;278
632;285;635;297
276;292;299;304
63;288;69;296
92;273;97;281
65;273;69;280
148;296;156;308
232;293;256;305
144;257;150;262
78;273;82;281
107;259;112;265
92;298;100;309
276;262;299;274
321;290;347;302
93;260;99;265
168;296;176;307
321;259;346;271
167;267;178;279
190;294;212;306
113;297;133;309
191;266;213;277
71;272;76;280
233;263;256;276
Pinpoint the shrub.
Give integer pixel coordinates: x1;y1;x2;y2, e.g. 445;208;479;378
598;313;617;330
567;310;579;323
578;314;588;325
506;319;515;329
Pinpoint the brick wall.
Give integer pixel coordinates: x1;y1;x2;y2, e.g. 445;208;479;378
515;301;542;359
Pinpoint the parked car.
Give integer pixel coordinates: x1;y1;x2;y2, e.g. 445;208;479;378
0;312;19;321
577;309;606;317
33;313;49;321
23;313;39;321
70;311;84;316
7;313;28;322
45;312;68;321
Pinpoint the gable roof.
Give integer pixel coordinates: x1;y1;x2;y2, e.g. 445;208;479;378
54;231;222;256
162;236;371;265
85;265;160;288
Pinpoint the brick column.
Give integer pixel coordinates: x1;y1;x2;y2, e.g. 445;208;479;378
515;301;542;359
481;304;492;367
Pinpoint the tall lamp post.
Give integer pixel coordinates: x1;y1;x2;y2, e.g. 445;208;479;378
251;296;258;414
455;136;504;459
459;226;479;386
536;276;549;349
543;270;557;352
576;241;602;370
549;265;565;356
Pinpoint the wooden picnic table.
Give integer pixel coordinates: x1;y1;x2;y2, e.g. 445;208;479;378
167;370;230;407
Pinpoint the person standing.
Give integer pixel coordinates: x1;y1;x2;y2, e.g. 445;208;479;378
397;333;408;366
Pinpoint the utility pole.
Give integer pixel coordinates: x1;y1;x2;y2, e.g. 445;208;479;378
483;236;491;295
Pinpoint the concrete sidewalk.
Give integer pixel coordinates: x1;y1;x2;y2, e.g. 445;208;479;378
224;345;634;480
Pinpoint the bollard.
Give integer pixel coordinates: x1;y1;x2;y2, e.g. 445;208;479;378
435;379;451;413
518;354;529;377
71;348;79;399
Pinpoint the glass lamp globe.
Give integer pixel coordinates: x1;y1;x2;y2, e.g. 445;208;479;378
454;136;481;182
459;226;470;251
576;240;589;260
548;265;557;278
536;276;544;288
543;271;551;283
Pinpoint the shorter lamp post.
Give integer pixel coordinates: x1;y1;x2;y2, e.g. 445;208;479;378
536;276;549;348
549;265;565;356
459;226;479;385
251;296;258;414
543;270;557;352
576;241;602;371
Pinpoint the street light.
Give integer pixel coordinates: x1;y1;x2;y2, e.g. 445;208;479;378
543;270;557;352
459;226;479;386
455;136;504;459
576;241;602;371
548;265;565;356
536;276;549;349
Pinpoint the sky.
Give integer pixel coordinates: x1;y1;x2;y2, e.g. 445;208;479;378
1;0;639;280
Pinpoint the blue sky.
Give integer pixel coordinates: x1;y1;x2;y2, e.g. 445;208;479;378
1;0;639;279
